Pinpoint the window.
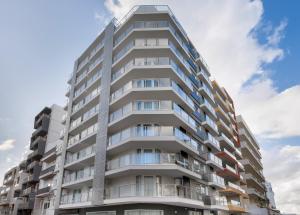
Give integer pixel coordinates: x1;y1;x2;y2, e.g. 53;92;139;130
124;210;164;215
43;202;50;209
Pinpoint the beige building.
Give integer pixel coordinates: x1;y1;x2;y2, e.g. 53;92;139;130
212;81;248;214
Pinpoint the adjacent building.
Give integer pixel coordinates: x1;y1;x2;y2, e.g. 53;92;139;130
265;182;281;215
212;81;248;214
236;115;268;215
0;104;65;215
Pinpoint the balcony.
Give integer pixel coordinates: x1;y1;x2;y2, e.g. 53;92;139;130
108;101;197;133
217;164;240;181
62;172;94;188
31;116;49;140
243;173;265;190
36;186;51;197
240;159;264;180
67;123;98;152
106;152;205;181
41;146;57;162
205;173;225;189
220;182;247;197
227;200;247;213
200;99;217;119
27;161;40;171
203;196;227;209
198;83;214;103
204;153;223;170
39;165;55;179
204;133;220;152
217;118;232;138
201;115;218;135
27;144;45;160
65;145;95;170
107;126;202;158
30;136;46;150
111;57;194;94
218;133;236;151
104;183;205;208
60;190;92;208
110;79;195;113
216;148;237;164
112;38;196;80
72;70;102;104
246;188;265;200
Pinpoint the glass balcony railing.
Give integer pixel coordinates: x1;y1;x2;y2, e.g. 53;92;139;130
65;144;95;165
113;16;199;69
61;190;92;205
220;133;235;148
206;133;220;149
200;82;214;101
63;167;94;184
107;152;206;177
111;57;193;91
113;37;197;75
207;173;225;187
108;125;201;153
204;115;218;132
68;123;98;147
110;79;194;110
105;183;205;203
202;99;216;116
70;104;99;130
72;87;101;114
206;153;222;167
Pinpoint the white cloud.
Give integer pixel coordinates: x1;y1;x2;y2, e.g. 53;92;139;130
103;0;299;139
262;145;300;213
0;139;15;151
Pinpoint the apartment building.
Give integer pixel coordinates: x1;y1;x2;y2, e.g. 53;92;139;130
211;81;248;214
236;115;268;215
0;166;18;215
265;182;281;215
55;5;233;215
0;105;65;215
33;105;65;215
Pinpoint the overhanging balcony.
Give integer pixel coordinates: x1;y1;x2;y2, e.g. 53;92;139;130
107;126;203;158
106;152;205;182
108;101;197;134
104;183;206;209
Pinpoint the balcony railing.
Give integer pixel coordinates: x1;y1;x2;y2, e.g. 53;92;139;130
113;37;196;75
111;57;193;91
106;152;206;177
203;115;218;132
110;79;194;110
205;153;222;167
72;87;101;114
63;170;94;185
105;183;205;203
61;190;92;205
65;144;95;165
206;133;220;149
109;101;196;130
108;126;201;153
227;182;245;194
68;123;98;147
206;173;225;187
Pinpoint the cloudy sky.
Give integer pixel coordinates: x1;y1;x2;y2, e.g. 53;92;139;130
0;0;299;213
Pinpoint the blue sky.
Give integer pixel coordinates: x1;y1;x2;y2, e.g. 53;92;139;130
0;0;299;213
